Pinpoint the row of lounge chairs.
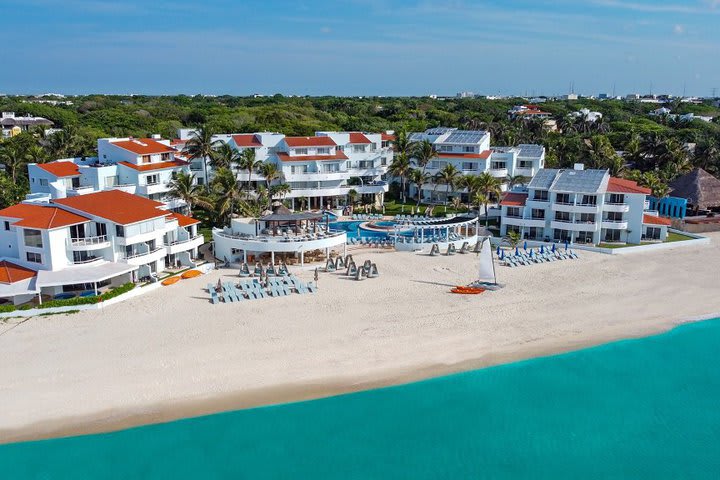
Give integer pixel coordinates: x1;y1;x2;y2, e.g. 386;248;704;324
348;237;395;248
503;249;579;267
396;232;462;244
351;214;383;220
429;242;472;256
208;275;317;304
239;262;290;278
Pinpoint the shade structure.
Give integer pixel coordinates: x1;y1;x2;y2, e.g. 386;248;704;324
36;261;137;288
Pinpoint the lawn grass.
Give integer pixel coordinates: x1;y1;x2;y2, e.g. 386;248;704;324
664;232;695;242
600;231;696;249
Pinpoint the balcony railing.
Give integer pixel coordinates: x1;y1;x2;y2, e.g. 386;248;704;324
166;235;203;246
123;246;164;260
71;235;108;246
72;256;104;265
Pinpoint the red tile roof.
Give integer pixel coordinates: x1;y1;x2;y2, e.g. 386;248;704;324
500;192;528;207
36;161;80;177
231;134;263;148
643;214;672;226
111;138;175;155
0;204;89;230
54;190;169;225
0;260;37;284
348;132;372;144
118;160;188;172
167;212;200;227
607;177;651;195
276;152;349;162
437;150;492;160
285;136;337;147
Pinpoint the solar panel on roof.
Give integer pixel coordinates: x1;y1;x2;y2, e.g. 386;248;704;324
425;127;456;136
444;130;488;144
527;169;559;190
409;133;426;142
517;144;544;157
552;169;608;193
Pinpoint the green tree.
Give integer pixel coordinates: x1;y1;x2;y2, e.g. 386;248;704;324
236;148;263;191
388;152;411;203
435;164;460;209
166;172;211;216
184;126;220;190
408;168;430;207
411;139;438;175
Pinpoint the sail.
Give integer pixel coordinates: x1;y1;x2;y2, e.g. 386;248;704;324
478;237;496;284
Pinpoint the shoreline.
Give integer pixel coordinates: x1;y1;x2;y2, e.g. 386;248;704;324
3;311;718;445
1;233;718;446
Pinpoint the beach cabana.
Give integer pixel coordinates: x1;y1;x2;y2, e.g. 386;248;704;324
669;168;720;212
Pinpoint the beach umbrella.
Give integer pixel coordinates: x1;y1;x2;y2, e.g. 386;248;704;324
496;246;500;255
515;246;519;256
529;249;534;258
314;267;319;282
523;241;527;251
564;240;569;251
500;250;505;260
551;244;556;253
540;245;544;254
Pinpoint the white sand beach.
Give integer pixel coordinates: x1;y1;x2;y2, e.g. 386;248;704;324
1;234;719;443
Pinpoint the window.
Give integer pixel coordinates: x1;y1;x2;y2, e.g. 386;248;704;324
171;171;178;180
146;174;159;185
23;229;43;248
70;224;86;240
116;225;125;237
518;160;533;169
554;212;571;222
491;162;506;170
370;143;377;152
604;229;621;242
316;147;330;155
438;145;453;152
608;193;625;204
104;175;119;187
533;190;548;201
580;195;597;206
645;227;661;240
346;161;352;169
353;145;366;153
39;179;48;187
462;162;476;171
3;221;9;231
555;193;571;204
579;213;596;223
506;207;521;218
358;161;374;169
161;153;171;161
96;222;107;237
606;212;623;222
141;155;151;164
26;252;42;263
531;209;545;220
290;165;308;174
337;145;344;152
322;164;340;173
294;148;308;155
463;146;475;153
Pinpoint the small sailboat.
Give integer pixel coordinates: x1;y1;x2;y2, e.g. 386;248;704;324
451;237;499;294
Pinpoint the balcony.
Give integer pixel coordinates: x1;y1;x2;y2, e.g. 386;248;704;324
513;167;534;177
601;220;629;230
285;182;389;198
503;216;546;228
551;202;600;214
284;171;349;182
121;246;166;265
489;168;508;178
550;220;598;232
137;182;169;196
165;235;204;255
602;202;630;213
66;185;97;197
69;235;112;251
71;256;105;265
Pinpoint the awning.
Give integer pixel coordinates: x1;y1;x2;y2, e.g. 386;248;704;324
0;278;39;298
36;262;138;288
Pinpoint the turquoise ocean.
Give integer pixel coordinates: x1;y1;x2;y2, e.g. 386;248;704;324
2;318;720;479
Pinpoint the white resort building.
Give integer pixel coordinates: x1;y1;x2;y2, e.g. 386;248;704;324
499;165;672;245
28;136;190;211
0;190;203;305
407;128;545;203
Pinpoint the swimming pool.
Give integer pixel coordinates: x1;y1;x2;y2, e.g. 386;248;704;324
328;221;391;239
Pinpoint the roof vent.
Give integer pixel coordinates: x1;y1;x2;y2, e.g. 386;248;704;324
574;163;585;171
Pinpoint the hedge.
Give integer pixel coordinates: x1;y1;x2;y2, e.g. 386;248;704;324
0;282;136;314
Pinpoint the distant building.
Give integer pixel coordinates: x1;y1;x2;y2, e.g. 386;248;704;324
569;108;602;122
560;94;579;101
1;112;54;138
507;105;553;120
456;91;475;99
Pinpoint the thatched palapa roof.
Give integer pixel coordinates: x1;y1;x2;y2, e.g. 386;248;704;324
669;168;720;209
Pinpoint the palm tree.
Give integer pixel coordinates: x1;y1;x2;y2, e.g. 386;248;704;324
450;196;464;213
505;174;528;190
476;172;502;227
0;142;26;182
184;126;220;190
408;168;430;207
391;130;411;158
210;167;248;224
435;164;459;210
411;139;438;175
43;128;79;159
24;144;48;164
269;183;291;200
503;230;522;249
211;143;239;170
166;172;211;216
235;148;263;191
472;192;489;221
387;152;411;204
258;161;281;189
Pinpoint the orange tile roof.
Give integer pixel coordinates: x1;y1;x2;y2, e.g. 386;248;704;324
111;138;175;155
118;160;187;172
643;214;672;226
276;151;349;162
231;134;263;147
437;150;492;160
381;133;396;142
167;212;200;227
500;192;528;207
0;260;37;284
285;136;337;147
36;162;80;177
54;190;169;225
0;204;89;230
348;132;372;144
607;177;651;195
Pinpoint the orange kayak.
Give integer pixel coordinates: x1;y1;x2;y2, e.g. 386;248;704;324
451;286;485;294
181;270;201;279
161;276;181;286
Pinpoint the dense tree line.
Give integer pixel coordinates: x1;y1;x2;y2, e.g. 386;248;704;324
1;94;719;213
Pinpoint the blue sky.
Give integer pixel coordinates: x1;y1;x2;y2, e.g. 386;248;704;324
2;0;719;96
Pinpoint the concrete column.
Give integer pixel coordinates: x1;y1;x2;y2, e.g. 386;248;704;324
300;250;304;266
271;251;275;266
243;250;247;263
343;242;347;257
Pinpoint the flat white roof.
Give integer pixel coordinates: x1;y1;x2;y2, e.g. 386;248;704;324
36;262;138;287
0;278;38;297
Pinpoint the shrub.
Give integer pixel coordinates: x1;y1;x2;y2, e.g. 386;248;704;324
0;282;137;314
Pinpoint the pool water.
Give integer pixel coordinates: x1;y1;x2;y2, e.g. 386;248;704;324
328;221;389;239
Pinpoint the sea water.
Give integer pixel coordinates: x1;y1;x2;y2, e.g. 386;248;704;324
2;319;720;479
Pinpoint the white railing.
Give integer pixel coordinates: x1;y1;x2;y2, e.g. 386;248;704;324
123;246;164;260
71;235;108;246
72;256;104;265
166;235;202;246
